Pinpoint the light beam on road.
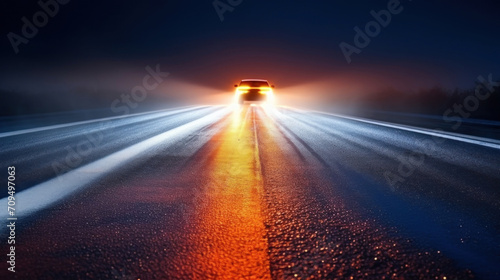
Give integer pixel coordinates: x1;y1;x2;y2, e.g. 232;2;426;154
0;107;230;228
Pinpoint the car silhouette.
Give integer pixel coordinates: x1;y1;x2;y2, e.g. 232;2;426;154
234;79;275;104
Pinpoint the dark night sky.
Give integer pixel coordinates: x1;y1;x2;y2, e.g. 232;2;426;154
1;0;499;94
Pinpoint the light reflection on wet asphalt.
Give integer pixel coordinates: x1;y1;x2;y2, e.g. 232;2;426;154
1;105;499;279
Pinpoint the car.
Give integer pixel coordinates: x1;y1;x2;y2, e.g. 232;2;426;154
234;79;275;104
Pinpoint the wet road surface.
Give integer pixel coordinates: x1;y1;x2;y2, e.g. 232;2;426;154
1;105;499;279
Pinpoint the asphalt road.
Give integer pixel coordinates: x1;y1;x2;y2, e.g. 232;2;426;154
1;105;499;279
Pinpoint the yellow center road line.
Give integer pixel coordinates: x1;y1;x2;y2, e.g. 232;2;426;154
252;108;263;183
178;105;271;279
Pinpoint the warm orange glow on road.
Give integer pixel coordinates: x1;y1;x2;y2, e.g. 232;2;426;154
182;105;271;279
6;105;478;279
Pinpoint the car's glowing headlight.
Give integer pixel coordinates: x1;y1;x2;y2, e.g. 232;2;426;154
259;87;273;94
236;86;250;94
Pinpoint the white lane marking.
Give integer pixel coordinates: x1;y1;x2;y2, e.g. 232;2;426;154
0;106;205;138
0;107;230;223
280;106;500;150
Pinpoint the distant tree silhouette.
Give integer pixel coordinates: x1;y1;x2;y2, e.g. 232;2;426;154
358;81;499;121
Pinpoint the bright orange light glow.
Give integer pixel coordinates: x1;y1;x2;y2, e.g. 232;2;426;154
180;106;271;278
236;86;250;95
234;86;275;105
